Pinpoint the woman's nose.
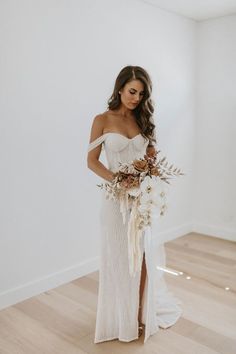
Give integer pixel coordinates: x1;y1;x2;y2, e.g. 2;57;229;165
134;94;140;102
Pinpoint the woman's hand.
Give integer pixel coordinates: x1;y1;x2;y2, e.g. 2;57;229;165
107;171;118;183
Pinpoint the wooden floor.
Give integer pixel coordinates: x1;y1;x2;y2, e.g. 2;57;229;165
0;232;236;354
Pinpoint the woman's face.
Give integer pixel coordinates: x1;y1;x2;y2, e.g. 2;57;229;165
119;79;145;110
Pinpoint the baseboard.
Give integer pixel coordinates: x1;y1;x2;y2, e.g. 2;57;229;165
0;224;193;311
192;222;236;242
0;223;192;311
0;256;99;311
156;222;194;243
1;220;233;311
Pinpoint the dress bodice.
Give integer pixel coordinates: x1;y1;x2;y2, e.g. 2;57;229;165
88;132;150;172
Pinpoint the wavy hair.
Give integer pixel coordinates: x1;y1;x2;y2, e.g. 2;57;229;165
107;65;156;146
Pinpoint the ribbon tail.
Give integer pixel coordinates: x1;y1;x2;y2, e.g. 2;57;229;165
127;198;142;277
119;193;127;224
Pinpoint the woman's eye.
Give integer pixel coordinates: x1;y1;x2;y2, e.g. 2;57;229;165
129;91;144;96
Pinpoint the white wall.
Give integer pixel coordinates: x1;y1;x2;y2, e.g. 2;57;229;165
193;15;236;241
0;0;200;310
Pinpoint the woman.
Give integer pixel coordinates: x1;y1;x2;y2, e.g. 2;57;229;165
87;65;183;344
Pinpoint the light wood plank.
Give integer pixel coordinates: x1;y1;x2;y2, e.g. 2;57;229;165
0;232;235;354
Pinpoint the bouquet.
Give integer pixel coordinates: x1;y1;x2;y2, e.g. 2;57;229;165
97;149;185;276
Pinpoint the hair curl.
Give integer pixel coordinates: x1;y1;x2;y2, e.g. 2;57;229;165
107;65;156;146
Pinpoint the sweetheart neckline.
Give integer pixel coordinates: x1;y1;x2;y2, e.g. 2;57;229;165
103;132;142;140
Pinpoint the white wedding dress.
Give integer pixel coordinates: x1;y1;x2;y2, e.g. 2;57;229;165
88;132;183;343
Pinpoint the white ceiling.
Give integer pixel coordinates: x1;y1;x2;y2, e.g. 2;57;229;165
140;0;236;21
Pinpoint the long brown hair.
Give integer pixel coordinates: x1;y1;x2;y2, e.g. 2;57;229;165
107;65;156;146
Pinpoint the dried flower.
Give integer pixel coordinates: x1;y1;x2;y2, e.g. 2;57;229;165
98;150;184;221
133;159;149;172
150;166;159;176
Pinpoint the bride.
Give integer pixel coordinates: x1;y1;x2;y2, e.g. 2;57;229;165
87;65;182;343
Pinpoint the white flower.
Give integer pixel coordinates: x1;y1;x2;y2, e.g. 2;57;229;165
138;176;168;218
128;187;141;198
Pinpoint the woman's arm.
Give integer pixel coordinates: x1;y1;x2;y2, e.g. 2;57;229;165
87;114;116;182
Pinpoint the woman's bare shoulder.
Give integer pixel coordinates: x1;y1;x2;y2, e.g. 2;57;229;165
90;111;110;138
92;110;115;127
98;110;115;119
92;111;106;125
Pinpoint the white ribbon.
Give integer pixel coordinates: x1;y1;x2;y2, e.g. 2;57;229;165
127;197;143;277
